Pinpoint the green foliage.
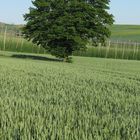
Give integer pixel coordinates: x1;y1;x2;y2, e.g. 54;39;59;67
0;52;140;139
23;0;113;60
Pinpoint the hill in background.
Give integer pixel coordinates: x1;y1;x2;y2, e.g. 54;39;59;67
0;22;21;35
110;25;140;42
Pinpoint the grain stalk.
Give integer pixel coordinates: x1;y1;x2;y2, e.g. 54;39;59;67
3;26;7;51
105;40;110;58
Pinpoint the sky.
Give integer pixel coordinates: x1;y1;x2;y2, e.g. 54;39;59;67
0;0;140;25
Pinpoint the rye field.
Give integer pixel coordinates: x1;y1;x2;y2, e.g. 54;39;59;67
0;51;140;139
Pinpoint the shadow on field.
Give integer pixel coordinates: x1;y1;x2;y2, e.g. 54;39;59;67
11;54;63;62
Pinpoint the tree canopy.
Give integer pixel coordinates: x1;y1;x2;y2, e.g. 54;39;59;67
23;0;114;61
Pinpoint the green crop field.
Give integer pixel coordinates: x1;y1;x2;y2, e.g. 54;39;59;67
110;25;140;42
0;51;140;139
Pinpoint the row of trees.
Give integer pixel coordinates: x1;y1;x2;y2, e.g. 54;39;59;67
23;0;114;62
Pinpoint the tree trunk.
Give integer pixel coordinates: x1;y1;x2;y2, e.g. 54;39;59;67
63;56;69;62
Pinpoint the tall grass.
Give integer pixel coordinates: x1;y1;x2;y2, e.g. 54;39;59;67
0;26;46;54
74;41;140;60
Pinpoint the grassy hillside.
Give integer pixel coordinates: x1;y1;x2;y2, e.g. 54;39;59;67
110;25;140;42
0;51;140;139
0;22;21;34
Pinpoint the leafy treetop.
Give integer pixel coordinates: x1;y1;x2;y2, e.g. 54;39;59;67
23;0;114;61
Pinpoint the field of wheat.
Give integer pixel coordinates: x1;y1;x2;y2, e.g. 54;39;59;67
0;52;140;139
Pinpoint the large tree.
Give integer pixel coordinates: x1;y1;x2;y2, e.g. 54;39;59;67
23;0;114;61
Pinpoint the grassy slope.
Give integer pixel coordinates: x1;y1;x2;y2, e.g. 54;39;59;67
110;25;140;42
0;22;21;33
0;51;140;139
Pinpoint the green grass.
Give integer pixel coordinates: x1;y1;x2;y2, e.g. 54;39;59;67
74;45;140;60
0;51;140;139
0;35;46;54
110;25;140;42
